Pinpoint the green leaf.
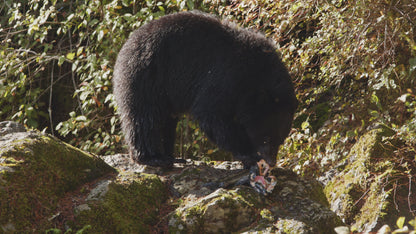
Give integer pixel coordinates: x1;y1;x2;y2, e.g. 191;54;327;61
69;111;76;118
58;55;66;66
55;122;63;130
301;121;310;130
110;116;116;125
66;52;75;60
397;216;405;229
409;57;416;73
79;91;88;101
98;30;104;41
369;110;380;118
186;0;194;9
371;93;383;110
77;47;84;57
75;115;87;122
346;130;357;138
409;218;416;228
122;0;130;7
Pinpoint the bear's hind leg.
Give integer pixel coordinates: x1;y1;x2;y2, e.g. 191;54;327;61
162;116;178;159
129;115;176;167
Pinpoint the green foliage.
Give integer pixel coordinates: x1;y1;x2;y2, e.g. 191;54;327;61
2;0;416;230
0;0;215;155
1;0;416;171
215;0;416;175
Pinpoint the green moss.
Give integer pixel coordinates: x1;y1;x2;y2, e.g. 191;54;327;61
276;219;313;233
0;157;24;168
324;128;403;231
352;174;390;231
233;186;264;207
73;172;168;233
0;131;114;231
260;209;274;222
170;188;260;233
307;179;331;207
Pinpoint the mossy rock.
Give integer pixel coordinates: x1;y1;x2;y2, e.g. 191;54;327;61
270;167;342;233
169;166;341;233
324;127;413;232
0;130;114;232
73;172;168;233
169;187;262;233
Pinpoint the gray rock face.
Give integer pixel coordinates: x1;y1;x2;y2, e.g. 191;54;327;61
1;121;343;233
0;122;114;232
0;121;26;136
324;128;415;232
0;121;36;148
167;164;342;233
102;153;342;233
170;187;259;233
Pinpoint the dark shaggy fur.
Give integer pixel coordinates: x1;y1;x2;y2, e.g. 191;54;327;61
113;11;297;168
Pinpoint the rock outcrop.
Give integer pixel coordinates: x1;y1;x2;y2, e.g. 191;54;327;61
325;127;416;232
1;121;342;233
0;121;114;232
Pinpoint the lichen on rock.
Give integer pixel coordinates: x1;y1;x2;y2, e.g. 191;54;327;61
0;122;114;231
0;121;343;233
73;172;168;233
324;127;414;232
169;163;341;233
169;187;261;233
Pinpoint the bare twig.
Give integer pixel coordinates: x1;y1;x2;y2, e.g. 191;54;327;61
393;180;399;212
408;174;414;214
49;60;55;135
354;187;370;207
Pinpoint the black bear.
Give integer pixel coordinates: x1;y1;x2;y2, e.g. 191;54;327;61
113;11;297;168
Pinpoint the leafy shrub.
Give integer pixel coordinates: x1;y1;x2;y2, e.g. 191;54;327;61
1;0;416;168
214;0;416;175
0;0;218;156
2;0;416;230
